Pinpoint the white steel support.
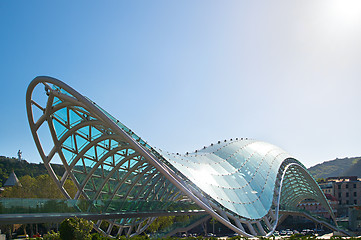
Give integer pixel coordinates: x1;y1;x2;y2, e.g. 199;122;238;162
26;77;339;238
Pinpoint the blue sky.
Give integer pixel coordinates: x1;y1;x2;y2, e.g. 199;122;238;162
1;1;360;167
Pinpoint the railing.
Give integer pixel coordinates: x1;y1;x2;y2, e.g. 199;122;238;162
150;214;210;238
0;198;202;215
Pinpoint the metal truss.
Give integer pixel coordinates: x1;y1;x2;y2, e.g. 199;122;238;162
26;76;337;237
26;77;182;237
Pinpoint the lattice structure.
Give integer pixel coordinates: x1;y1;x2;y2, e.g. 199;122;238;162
26;76;336;237
26;77;183;236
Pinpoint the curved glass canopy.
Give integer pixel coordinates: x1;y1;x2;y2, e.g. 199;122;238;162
158;140;291;220
26;76;335;238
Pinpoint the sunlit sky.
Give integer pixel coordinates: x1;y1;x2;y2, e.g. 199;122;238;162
1;1;361;167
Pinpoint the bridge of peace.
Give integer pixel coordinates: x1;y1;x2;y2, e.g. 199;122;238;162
1;76;349;238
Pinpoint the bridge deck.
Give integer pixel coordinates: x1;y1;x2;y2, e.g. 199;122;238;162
0;210;207;224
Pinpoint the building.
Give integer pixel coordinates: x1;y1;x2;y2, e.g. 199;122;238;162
319;176;361;207
298;194;338;219
26;76;336;238
3;170;22;188
320;181;334;196
319;176;361;231
349;206;361;233
331;176;361;206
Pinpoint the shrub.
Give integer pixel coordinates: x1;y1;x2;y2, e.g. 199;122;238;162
91;232;112;240
60;217;93;240
43;230;61;240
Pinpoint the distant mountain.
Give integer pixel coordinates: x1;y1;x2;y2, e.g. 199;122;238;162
308;157;361;179
0;156;64;187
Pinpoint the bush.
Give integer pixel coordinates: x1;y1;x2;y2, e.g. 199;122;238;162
91;232;112;240
60;217;93;240
43;230;61;240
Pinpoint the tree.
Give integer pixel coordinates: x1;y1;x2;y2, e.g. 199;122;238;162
59;217;93;240
316;178;325;183
2;175;37;198
146;216;175;233
1;174;77;199
43;230;61;240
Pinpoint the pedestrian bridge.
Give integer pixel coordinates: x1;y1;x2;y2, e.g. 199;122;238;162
24;76;351;237
0;198;210;237
0;198;351;237
0;198;206;224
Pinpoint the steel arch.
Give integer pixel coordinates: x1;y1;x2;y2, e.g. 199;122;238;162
26;76;335;237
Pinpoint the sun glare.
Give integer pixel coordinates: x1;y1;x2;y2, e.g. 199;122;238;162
326;1;361;26
189;165;218;189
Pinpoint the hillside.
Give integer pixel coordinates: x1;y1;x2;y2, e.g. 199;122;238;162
0;156;64;187
308;156;361;179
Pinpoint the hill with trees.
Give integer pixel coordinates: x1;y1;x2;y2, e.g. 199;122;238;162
0;156;64;187
308;156;361;179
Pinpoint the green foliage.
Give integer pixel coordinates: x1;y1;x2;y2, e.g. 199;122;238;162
90;234;150;240
117;236;128;240
288;233;304;239
0;156;64;187
1;174;77;199
316;178;325;183
59;217;93;240
125;235;149;240
308;156;361;179
228;236;248;240
147;216;175;233
91;233;110;240
43;230;61;240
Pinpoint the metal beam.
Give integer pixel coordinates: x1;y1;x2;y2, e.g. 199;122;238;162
0;210;207;225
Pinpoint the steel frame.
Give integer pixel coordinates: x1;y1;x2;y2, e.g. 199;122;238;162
26;76;336;237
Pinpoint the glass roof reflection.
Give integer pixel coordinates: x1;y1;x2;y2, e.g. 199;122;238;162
157;140;292;220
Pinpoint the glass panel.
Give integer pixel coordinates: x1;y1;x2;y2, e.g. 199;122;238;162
235;203;250;217
53;119;67;139
252;199;266;219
